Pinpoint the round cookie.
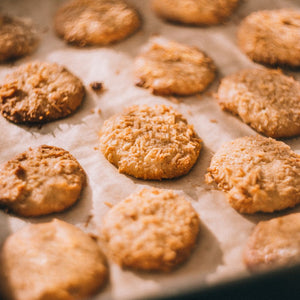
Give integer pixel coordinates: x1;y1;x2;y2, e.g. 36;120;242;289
101;188;200;272
237;9;300;67
152;0;240;25
244;213;300;272
0;62;85;124
54;0;141;46
134;37;216;96
217;68;300;138
0;14;39;62
0;219;108;300
0;145;86;217
205;136;300;214
99;104;202;180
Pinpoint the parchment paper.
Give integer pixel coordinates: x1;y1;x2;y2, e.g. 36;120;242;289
0;0;300;299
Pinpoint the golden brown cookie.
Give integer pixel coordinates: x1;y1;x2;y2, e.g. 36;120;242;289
134;37;216;96
217;68;300;138
0;145;86;217
206;136;300;214
237;9;300;67
101;188;200;272
54;0;141;46
0;219;108;300
0;14;39;62
0;62;85;124
244;213;300;272
152;0;240;25
99;104;202;180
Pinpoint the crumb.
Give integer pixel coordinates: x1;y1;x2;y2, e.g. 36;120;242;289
90;81;104;92
97;108;102;114
210;119;218;123
115;70;120;75
84;214;93;227
187;110;192;115
104;202;114;208
94;147;99;151
90;109;95;113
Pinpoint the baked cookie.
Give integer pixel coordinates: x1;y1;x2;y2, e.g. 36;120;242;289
237;9;300;67
54;0;141;46
99;104;202;180
0;14;39;62
0;219;107;300
0;145;86;217
101;188;200;272
152;0;240;25
0;62;85;124
134;37;216;96
244;213;300;272
217;68;300;138
206;136;300;214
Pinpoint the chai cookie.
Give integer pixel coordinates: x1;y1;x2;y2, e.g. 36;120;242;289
101;188;200;272
0;14;39;62
54;0;141;46
134;37;216;96
244;213;300;272
0;219;108;300
152;0;240;25
217;69;300;138
237;9;300;67
0;62;85;124
206;136;300;214
0;145;86;217
99;105;202;180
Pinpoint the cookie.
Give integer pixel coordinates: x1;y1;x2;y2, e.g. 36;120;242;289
237;9;300;67
54;0;141;46
152;0;240;25
206;136;300;214
101;188;200;272
0;14;39;62
0;62;85;124
0;145;86;217
217;68;300;138
99;104;202;180
0;219;107;300
134;37;216;96
244;213;300;272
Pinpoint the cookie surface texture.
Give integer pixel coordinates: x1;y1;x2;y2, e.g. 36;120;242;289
0;62;85;124
134;37;216;96
101;188;200;271
99;104;202;180
0;145;86;217
206;136;300;214
0;219;107;300
237;9;300;67
0;14;39;62
152;0;240;25
244;213;300;272
217;69;300;138
54;0;141;46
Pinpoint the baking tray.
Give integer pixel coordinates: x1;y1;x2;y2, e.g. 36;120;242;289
0;0;300;299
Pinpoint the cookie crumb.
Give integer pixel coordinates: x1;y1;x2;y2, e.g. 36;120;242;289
210;119;218;123
104;202;113;208
85;214;93;227
90;81;104;92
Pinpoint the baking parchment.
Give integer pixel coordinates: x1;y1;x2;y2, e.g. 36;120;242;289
0;0;300;299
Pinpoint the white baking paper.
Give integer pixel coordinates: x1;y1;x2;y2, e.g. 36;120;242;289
0;0;299;299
